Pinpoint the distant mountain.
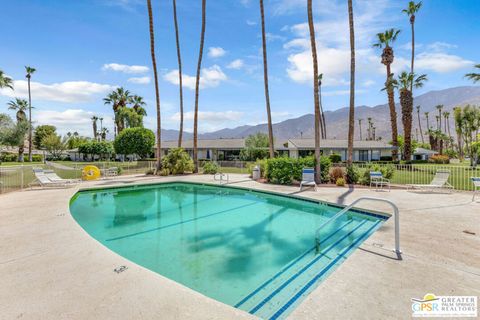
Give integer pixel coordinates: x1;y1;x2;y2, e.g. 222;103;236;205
161;86;480;141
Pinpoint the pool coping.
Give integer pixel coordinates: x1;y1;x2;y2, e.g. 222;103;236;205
75;180;391;221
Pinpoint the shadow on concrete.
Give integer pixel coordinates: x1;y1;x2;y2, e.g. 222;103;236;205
359;247;403;261
336;184;355;205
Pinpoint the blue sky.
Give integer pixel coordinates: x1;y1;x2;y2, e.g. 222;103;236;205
0;0;478;137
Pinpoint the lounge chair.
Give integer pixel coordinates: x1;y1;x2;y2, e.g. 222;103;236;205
406;170;453;192
472;177;480;201
300;168;317;191
29;168;74;188
43;170;79;184
370;171;390;191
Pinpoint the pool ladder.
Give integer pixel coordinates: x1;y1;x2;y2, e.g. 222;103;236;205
214;172;229;184
315;197;401;255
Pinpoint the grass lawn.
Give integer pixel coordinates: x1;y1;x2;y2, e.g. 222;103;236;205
0;162;44;166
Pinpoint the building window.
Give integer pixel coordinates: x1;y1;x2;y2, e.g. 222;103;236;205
358;150;369;161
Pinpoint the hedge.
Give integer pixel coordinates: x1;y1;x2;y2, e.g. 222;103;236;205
265;156;331;185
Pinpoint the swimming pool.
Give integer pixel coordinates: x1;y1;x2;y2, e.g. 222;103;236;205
70;182;387;319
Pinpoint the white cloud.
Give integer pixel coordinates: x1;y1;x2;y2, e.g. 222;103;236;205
0;80;115;103
163;65;227;90
35;109;114;137
323;89;366;96
208;47;227;58
227;59;245;69
102;63;149;74
246;19;257;26
127;76;151;84
283;38;309;50
415;52;473;73
266;33;286;42
362;80;376;87
171;110;243;122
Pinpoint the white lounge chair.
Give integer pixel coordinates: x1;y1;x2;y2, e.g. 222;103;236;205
370;171;390;191
407;170;453;192
44;170;79;184
300;168;317;191
29;168;72;188
472;177;480;201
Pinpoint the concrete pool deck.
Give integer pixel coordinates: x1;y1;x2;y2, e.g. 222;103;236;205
1;173;479;319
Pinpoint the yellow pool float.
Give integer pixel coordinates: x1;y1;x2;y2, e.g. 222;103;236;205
82;165;101;181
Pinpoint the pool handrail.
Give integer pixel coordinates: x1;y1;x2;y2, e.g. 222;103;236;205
315;196;401;255
214;172;229;184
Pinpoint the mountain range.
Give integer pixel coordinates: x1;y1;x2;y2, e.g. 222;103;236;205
160;86;480;141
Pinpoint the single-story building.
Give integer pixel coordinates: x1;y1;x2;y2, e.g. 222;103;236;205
412;147;437;161
158;138;396;162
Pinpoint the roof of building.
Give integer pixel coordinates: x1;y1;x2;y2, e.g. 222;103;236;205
413;147;437;155
287;139;395;149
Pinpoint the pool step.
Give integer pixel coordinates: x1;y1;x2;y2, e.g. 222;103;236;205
235;219;381;320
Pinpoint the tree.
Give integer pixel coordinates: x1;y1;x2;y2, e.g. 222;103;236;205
42;134;67;160
114;127;155;159
416;105;424;143
103;87;132;133
402;1;422;91
7;98;29;162
465;64;480;83
193;0;206;173
91;116;98;140
374;28;401;161
347;0;355;166
318;74;326;139
131;95;147;116
391;71;427;161
161;148;194;175
358;118;363;140
0;69;13;89
33;125;56;149
239;133;270;161
436;104;443;132
25;66;36;162
307;0;321;183
78;140;113;160
146;0;162;172
172;0;184;147
453;105;480;166
258;0;275;159
117;106;144;128
443;111;452;148
0;115;28;154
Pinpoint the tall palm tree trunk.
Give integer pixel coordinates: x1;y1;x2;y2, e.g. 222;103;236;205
27;78;32;162
259;0;274;159
319;84;326;138
173;0;184;147
347;0;355;165
400;89;413;160
386;64;399;161
307;0;321;183
146;0;162;172
358;119;362;140
417;107;424;143
193;0;206;173
410;15;415;92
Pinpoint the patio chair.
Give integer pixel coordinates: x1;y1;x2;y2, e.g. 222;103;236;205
29;169;70;188
369;171;390;191
300;168;317;191
406;170;453;192
472;177;480;201
43;170;79;184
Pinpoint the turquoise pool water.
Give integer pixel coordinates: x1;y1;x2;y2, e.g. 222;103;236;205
70;182;386;319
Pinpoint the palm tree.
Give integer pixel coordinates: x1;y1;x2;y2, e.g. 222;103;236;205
358;118;363;140
367;117;372;140
193;0;206;173
132;95;147;116
25;66;36;162
424;111;430;130
318;73;326;138
392;72;427;160
416;105;424;143
436;104;443;132
146;0;162;173
443;111;452;148
103;87;131;133
402;1;422;91
91;116;98;140
307;0;321;183
347;0;355;166
172;0;184;147
259;0;275;159
8;98;29;162
465;64;480;83
373;29;401;161
0;69;14;89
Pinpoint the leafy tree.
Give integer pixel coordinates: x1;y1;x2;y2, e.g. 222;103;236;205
453;105;480;166
0;69;13;89
117;106;144;128
114;127;155;159
7;98;29;161
240;133;270;161
78;140;114;160
161;148;194;175
42;134;67;160
33;125;56;149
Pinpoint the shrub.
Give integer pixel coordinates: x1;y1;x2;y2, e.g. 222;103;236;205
329;153;342;163
358;163;395;185
329;167;344;183
346;165;360;184
429;154;449;164
114;127;155;159
264;156;331;185
336;177;345;186
202;161;219;174
0;153;19;162
161;148;194;175
247;159;267;178
78;141;114;159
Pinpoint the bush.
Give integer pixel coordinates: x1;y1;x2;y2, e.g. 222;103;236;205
247;159;267;178
264;156;331;185
202;161;219;174
329;153;342;163
429;154;449;164
336;177;345;186
358;163;395;185
161;148;194;175
346;165;360;184
329;167;344;183
114;127;155;159
0;153;19;162
78;141;114;159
